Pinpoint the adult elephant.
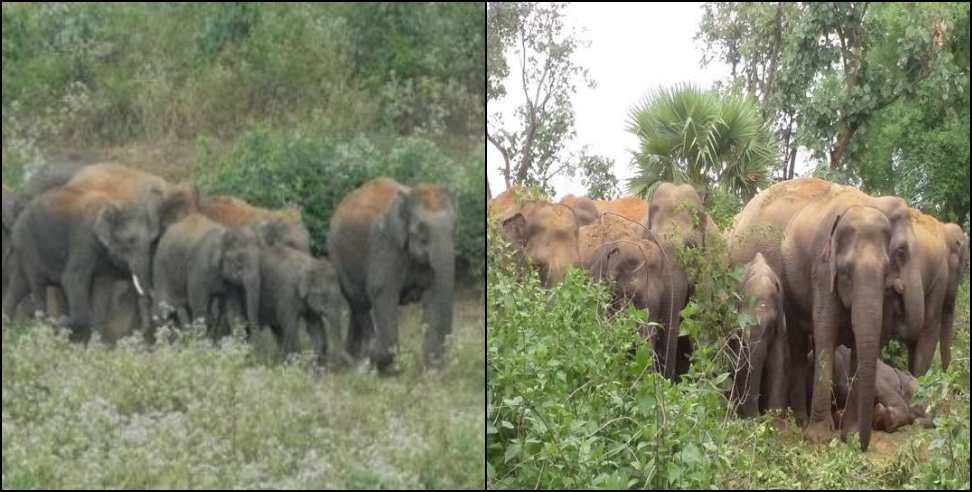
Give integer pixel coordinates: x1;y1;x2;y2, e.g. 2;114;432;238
199;195;310;253
5;185;159;338
730;178;909;451
153;214;263;338
939;222;969;371
329;178;457;374
584;232;687;376
25;162;198;332
496;200;594;287
904;212;969;376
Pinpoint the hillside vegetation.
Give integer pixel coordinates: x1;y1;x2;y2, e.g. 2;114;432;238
1;2;486;277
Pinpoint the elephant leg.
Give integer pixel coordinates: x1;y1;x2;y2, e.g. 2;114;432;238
2;267;32;321
347;309;374;360
787;324;811;425
307;317;329;365
279;311;302;358
47;287;66;320
62;268;94;342
675;335;694;379
370;290;401;375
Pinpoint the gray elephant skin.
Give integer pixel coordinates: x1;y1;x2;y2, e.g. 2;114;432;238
153;214;263;338
258;231;350;366
730;177;909;451
733;252;788;418
329;177;457;374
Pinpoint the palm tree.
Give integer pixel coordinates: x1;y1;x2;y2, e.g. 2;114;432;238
626;83;778;202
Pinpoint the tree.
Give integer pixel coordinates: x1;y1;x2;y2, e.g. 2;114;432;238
626;84;777;201
576;149;619;200
697;2;959;173
486;2;594;191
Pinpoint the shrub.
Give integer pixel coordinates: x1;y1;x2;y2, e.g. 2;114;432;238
196;128;485;279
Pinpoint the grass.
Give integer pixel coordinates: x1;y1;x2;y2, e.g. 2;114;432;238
2;293;485;490
488;261;970;490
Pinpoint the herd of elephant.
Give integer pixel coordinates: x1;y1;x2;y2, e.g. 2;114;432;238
1;162;459;376
489;178;968;451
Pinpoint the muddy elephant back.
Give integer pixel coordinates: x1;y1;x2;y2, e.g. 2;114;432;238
729;178;835;270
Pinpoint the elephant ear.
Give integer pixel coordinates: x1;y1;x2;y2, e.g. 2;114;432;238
94;204;123;248
298;271;311;301
826;212;843;294
502;213;527;248
775;280;787;338
143;184;166;237
159;183;199;229
379;189;411;250
588;245;621;283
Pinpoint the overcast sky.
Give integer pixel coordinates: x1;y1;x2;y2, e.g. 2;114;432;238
487;2;808;200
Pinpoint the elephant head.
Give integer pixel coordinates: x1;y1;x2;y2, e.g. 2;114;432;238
394;184;459;365
735;252;786;418
824;205;892;450
94;202;158;301
218;227;263;328
585;234;685;378
646;183;714;249
503;201;593;287
939;223;969;370
870;197;928;372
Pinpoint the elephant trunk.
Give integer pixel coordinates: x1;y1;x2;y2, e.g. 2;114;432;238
901;264;925;345
244;272;261;330
850;275;882;452
424;231;456;366
741;331;769;418
662;266;688;380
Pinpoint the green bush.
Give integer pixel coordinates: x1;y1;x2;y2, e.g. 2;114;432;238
196;128;485;279
1;3;481;147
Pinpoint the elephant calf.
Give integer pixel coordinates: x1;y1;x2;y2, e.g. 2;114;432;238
733;252;788;418
832;345;933;432
153;214;263;337
258;230;350;366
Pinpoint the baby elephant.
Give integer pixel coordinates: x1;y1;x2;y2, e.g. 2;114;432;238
258;233;351;367
833;345;933;432
733;252;788;418
153;214;262;337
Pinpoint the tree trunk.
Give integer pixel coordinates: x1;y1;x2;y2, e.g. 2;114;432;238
829;123;859;170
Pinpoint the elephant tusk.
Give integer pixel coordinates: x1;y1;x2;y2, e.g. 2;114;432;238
132;275;146;297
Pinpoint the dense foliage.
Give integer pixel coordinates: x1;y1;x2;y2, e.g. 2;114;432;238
1;3;483;144
697;2;970;222
196;128;486;279
487;214;971;489
2;298;486;490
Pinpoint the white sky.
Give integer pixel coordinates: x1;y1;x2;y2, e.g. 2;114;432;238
487;2;811;200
